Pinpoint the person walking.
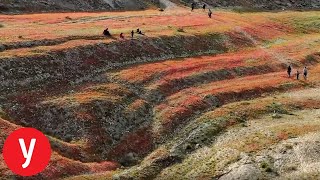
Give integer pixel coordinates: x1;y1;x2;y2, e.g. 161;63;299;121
191;3;196;11
131;30;134;39
303;67;308;80
202;4;206;11
296;70;300;80
287;65;292;77
208;9;212;18
120;33;124;39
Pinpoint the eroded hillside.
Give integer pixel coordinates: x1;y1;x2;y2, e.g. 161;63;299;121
1;0;320;14
0;7;320;180
0;0;159;14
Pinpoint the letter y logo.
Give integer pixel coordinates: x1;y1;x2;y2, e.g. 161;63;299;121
19;138;36;169
3;128;51;176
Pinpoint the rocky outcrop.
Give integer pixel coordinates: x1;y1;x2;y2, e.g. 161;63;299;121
0;0;159;14
1;0;319;14
184;0;320;10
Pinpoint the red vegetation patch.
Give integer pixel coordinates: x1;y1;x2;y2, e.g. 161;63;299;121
39;153;118;179
88;161;119;173
155;72;302;134
45;83;132;106
107;127;154;159
117;49;271;85
0;118;18;139
75;111;95;121
241;21;293;40
126;99;148;112
276;131;289;141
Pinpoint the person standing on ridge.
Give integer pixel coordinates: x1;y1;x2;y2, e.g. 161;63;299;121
296;70;300;80
191;3;196;11
203;4;206;11
287;65;292;77
103;28;111;36
131;30;134;39
303;67;308;80
120;33;124;39
208;9;212;18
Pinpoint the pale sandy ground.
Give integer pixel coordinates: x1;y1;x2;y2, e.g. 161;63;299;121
212;88;320;179
156;88;320;179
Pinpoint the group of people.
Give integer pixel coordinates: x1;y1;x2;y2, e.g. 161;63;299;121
103;28;144;39
287;65;308;80
103;2;213;38
191;2;212;18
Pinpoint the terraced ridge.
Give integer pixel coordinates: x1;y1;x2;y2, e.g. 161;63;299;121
0;9;320;180
114;87;320;180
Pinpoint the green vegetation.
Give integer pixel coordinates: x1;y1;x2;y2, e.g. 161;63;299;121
267;102;289;114
292;15;320;33
306;54;318;64
260;161;273;172
0;107;9;120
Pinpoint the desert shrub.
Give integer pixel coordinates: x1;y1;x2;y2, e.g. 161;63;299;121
177;28;185;33
305;54;318;64
0;24;4;28
0;107;9;119
279;82;295;90
228;112;248;123
267;102;288;114
261;161;273;172
261;161;268;168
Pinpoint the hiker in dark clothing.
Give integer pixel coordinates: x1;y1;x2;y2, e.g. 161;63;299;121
138;30;145;35
137;28;140;33
296;70;300;80
203;4;206;11
120;33;124;39
208;9;212;18
131;30;134;38
103;28;111;36
303;67;308;80
287;65;292;77
191;3;196;11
